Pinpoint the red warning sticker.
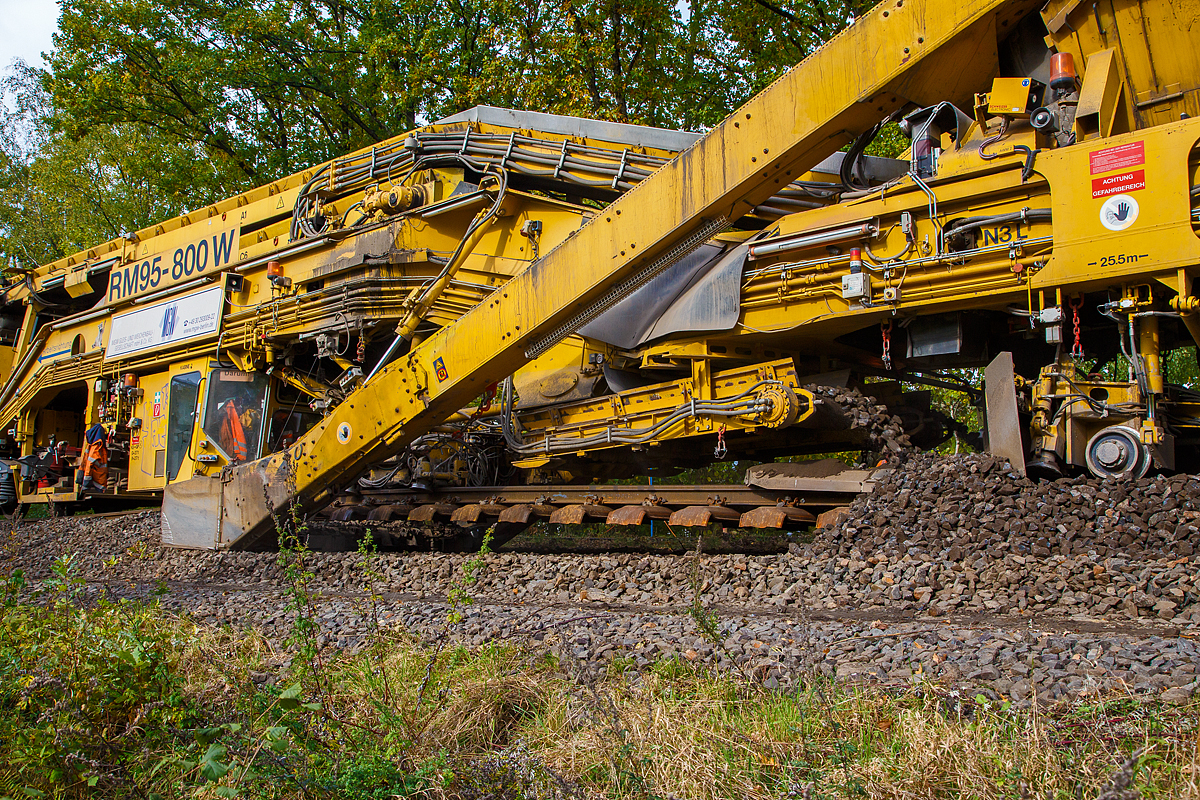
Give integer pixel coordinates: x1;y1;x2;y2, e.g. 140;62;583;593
1089;141;1144;175
1092;169;1146;199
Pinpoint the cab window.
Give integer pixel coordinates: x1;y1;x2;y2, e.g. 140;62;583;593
265;381;321;453
166;372;201;481
201;370;268;463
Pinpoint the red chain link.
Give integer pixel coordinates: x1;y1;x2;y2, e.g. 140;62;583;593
714;424;727;459
1069;295;1084;358
467;384;498;422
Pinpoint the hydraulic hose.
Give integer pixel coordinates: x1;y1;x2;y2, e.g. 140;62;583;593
291;128;850;240
500;378;787;457
943;208;1052;245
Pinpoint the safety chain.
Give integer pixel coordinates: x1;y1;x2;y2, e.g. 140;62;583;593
459;383;499;438
714;424;728;459
1069;295;1085;359
881;320;893;370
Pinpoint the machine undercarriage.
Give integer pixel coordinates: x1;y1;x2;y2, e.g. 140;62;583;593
1;0;1199;550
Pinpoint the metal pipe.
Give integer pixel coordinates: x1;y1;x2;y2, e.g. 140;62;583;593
48;306;112;330
234;236;334;274
1139;314;1163;395
747;222;878;261
397;176;506;341
130;276;216;305
365;334;406;384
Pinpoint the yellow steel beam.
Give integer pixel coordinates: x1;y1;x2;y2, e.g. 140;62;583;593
514;358;811;457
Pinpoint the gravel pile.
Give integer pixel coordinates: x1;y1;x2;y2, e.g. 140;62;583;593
3;451;1199;707
822;452;1200;559
811;452;1200;623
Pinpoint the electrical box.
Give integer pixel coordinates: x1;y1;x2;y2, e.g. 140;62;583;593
907;314;963;358
841;272;871;301
988;77;1036;115
1038;306;1063;324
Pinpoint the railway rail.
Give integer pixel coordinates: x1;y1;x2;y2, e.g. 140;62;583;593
327;468;879;533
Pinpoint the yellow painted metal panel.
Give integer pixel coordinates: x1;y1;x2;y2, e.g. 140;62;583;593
1033;119;1200;287
129;371;170;491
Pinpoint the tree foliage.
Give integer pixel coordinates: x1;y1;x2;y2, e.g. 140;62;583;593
2;0;862;268
0;67;229;269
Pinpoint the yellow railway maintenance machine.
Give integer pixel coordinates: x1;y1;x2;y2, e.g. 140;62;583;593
0;0;1196;548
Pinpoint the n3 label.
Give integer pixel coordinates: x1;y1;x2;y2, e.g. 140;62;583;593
981;225;1028;246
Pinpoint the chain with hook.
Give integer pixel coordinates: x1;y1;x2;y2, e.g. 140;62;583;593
1069;295;1085;359
714;423;728;459
880;319;893;371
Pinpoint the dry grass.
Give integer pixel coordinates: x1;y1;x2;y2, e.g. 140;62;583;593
6;589;1196;799
321;637;553;754
308;631;1200;799
173;615;278;704
511;667;1200;800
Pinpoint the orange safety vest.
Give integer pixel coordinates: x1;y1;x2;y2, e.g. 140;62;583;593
220;402;248;462
81;439;108;489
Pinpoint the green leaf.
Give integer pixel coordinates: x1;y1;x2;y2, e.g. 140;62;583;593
193;726;225;746
301;702;322;711
264;724;291;752
277;683;303;710
215;788;238;798
199;743;230;781
86;777;99;787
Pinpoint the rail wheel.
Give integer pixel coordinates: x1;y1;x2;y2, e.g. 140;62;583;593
1084;425;1150;480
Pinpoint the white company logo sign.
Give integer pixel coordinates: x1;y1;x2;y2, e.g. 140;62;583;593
106;285;224;359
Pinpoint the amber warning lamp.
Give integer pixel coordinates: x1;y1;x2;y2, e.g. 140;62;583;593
267;260;292;289
1050;52;1076;92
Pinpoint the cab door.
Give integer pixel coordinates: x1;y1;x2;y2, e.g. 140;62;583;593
128;370;170;490
165;366;202;484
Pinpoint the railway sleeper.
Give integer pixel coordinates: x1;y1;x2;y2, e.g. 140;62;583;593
606;504;672;526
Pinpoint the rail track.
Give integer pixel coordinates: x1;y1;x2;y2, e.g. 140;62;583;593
328;468;878;534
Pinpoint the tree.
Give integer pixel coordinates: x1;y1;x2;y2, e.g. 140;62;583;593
7;0;856;271
48;0;416;185
0;66;229;270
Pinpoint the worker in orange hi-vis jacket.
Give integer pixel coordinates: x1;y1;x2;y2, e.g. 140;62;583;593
218;399;249;463
79;423;109;492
